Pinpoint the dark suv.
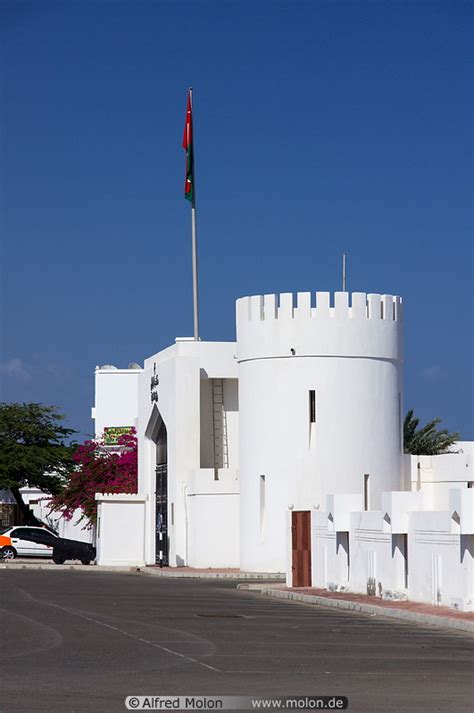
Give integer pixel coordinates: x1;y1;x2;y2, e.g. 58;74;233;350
52;537;96;565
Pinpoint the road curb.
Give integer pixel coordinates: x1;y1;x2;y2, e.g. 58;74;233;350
139;568;285;580
238;585;474;633
0;562;285;581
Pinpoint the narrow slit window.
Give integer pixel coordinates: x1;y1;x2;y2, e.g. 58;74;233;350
260;475;266;536
364;474;370;511
398;392;402;452
309;390;316;423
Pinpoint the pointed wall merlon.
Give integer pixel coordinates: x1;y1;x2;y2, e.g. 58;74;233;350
278;292;293;319
263;293;277;320
449;488;474;534
237;292;402;322
325;493;364;531
381;491;424;534
250;295;264;321
367;294;381;320
351;292;368;318
334;291;349;318
294;291;311;319
316;291;330;317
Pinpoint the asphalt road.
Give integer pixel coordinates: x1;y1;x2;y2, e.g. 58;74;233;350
0;571;472;713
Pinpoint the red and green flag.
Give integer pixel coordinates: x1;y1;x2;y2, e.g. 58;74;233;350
182;90;194;203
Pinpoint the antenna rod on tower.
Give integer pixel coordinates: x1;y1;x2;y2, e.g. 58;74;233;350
342;251;347;292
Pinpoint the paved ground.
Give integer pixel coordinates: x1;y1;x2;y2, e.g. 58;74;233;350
0;571;472;713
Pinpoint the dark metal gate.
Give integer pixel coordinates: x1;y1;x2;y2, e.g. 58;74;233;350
291;510;312;587
155;464;168;566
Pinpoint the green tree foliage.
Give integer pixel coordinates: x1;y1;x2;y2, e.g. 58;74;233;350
403;408;459;455
0;403;76;525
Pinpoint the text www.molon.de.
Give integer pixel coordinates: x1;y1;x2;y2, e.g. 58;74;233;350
125;696;349;710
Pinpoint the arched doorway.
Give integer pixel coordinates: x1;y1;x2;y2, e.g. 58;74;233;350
155;421;168;566
145;405;169;566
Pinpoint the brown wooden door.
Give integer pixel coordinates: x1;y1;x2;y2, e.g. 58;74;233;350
292;511;312;587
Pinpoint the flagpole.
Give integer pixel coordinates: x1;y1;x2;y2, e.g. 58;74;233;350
189;88;200;341
342;251;347;292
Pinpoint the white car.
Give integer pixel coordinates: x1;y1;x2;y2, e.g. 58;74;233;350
0;526;59;559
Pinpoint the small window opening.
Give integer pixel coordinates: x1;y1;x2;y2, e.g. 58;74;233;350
402;534;408;588
309;390;316;423
171;502;174;526
364;474;370;511
260;475;266;537
398;392;402;452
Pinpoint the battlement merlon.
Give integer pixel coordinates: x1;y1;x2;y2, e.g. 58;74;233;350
236;291;403;363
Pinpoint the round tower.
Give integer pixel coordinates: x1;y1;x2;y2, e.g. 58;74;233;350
236;291;404;573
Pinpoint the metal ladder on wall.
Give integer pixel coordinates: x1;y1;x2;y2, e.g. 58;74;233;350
212;378;229;478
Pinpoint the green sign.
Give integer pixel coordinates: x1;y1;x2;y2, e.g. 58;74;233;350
103;426;133;445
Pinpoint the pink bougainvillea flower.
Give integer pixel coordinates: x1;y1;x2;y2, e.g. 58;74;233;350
50;428;137;525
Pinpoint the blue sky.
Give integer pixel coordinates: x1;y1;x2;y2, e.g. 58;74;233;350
1;1;472;440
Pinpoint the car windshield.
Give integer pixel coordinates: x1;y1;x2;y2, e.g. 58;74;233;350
0;527;11;535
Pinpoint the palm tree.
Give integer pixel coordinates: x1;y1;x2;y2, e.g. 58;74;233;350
403;409;459;455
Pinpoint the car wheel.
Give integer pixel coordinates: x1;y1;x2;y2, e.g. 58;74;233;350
1;546;17;560
53;554;66;565
80;558;91;565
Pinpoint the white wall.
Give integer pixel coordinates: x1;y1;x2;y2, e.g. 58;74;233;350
238;291;404;573
349;511;407;596
93;367;142;439
405;443;473;510
186;469;239;568
96;493;147;566
308;509;403;596
311;510;351;591
138;340;239;567
287;488;474;611
408;498;473;611
224;379;239;470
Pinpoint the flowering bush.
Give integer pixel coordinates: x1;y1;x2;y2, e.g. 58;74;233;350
50;428;137;525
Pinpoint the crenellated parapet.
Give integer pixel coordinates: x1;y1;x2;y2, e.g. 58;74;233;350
237;291;402;322
236;291;403;362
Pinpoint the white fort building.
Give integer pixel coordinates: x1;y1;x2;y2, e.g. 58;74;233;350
92;290;473;611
